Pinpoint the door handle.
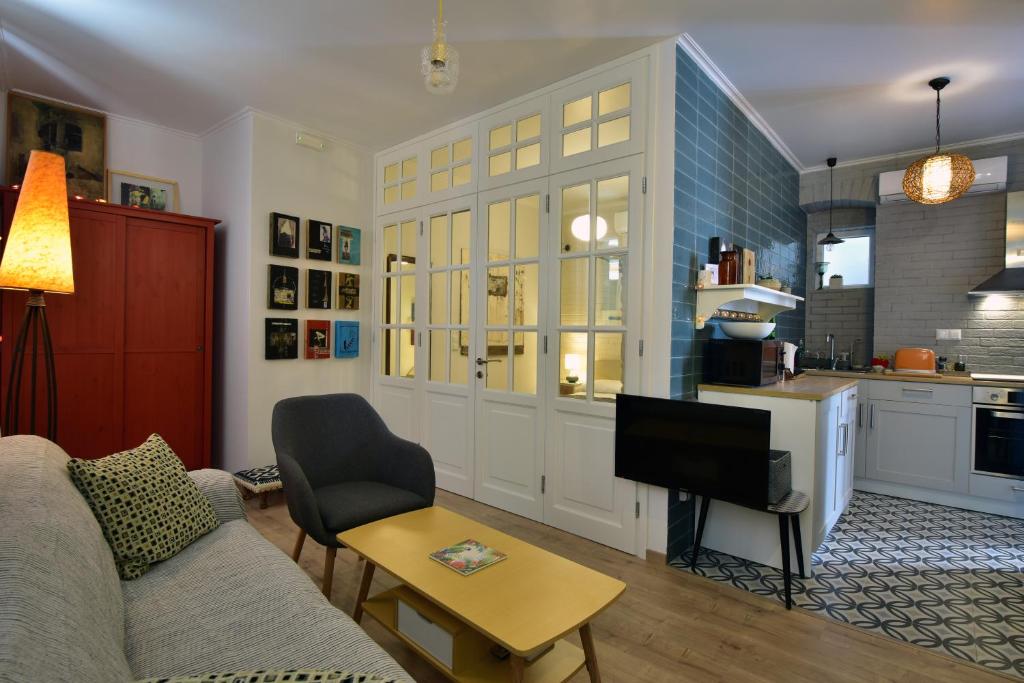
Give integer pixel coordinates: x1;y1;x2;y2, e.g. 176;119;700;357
475;357;500;366
869;404;875;429
857;403;863;428
902;388;934;395
1012;486;1024;493
991;411;1024;420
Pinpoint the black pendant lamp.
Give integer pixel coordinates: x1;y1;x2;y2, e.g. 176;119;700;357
818;157;844;250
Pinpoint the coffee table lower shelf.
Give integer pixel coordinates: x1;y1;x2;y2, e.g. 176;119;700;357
361;587;586;683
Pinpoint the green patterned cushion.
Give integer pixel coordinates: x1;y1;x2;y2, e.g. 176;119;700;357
137;671;395;682
68;433;219;580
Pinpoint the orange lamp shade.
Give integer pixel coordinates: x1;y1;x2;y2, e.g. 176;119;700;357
0;150;74;294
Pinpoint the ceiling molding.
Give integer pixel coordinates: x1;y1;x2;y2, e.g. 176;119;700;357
675;33;804;173
800;129;1024;174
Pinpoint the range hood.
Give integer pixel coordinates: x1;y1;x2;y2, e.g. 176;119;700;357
970;191;1024;295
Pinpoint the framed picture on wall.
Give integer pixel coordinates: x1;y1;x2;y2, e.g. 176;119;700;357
305;320;331;359
338;272;359;310
306;269;332;309
106;170;181;212
265;318;298;360
5;91;106;199
334;321;359;359
307;219;333;261
268;264;299;310
270;212;300;258
337;226;361;265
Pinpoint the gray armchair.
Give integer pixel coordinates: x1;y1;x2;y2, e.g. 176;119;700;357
272;393;435;599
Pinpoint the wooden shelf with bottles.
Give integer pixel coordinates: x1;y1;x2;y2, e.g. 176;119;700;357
694;284;804;329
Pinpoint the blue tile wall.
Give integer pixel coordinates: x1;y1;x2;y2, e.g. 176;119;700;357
666;46;807;560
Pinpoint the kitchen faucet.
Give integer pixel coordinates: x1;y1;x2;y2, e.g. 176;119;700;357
826;333;837;370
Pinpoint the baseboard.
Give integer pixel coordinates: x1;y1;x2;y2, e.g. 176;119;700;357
645;549;667;565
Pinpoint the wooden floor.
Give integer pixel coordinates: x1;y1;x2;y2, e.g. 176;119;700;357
246;490;1010;682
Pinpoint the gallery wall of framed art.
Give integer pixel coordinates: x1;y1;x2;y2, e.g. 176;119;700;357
264;209;364;361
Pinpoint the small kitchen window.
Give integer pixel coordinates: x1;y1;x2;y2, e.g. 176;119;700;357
817;227;874;287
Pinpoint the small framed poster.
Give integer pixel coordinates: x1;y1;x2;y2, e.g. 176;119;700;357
265;318;298;360
337;226;361;265
306;269;332;309
270;212;300;258
268;264;299;310
338;272;360;310
334;321;359;359
305;320;331;359
107;170;180;212
307;219;333;261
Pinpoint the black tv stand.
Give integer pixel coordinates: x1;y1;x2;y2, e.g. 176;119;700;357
689;490;810;609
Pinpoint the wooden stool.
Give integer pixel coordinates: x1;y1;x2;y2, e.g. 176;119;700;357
233;465;283;509
690;490;809;610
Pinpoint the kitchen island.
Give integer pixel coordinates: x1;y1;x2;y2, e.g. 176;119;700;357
696;375;858;573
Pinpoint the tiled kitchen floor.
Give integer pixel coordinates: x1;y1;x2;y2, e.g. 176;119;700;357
670;491;1024;678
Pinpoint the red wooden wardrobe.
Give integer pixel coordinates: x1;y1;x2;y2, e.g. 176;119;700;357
0;187;216;469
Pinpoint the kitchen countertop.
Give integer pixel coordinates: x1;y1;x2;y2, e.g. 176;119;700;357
804;369;1019;388
698;375;858;401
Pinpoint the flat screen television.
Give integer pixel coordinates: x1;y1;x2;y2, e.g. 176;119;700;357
615;394;772;510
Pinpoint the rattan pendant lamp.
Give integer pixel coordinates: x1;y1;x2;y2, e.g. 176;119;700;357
902;77;975;205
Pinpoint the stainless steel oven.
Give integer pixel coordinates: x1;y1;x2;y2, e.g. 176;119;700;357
973;386;1024;480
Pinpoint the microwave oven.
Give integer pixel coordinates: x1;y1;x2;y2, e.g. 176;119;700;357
703;340;785;387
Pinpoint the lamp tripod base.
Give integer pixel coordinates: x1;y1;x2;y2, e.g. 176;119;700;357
3;289;58;441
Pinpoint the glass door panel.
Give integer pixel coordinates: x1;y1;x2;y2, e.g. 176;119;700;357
379;218;418;380
549;158;639;404
426;207;472;386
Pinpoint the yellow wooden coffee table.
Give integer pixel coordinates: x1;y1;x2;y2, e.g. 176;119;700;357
338;506;625;683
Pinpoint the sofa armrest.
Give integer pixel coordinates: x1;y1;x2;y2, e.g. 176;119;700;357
188;469;247;523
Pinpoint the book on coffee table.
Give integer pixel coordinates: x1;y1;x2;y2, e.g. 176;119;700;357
429;539;507;576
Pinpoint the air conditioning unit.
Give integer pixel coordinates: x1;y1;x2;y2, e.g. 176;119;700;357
878;155;1007;204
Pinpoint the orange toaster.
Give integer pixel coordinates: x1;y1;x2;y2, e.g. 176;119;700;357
894;347;936;374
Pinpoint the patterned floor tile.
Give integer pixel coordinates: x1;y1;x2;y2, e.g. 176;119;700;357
669;491;1024;677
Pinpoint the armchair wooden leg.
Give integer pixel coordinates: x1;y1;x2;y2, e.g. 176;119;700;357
322;546;337;600
291;529;306;562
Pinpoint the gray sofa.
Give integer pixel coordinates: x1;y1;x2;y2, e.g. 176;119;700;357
0;435;411;682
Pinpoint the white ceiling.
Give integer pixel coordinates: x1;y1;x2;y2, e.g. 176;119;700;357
1;0;1022;169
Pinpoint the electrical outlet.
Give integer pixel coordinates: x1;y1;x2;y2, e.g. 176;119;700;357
936;329;963;341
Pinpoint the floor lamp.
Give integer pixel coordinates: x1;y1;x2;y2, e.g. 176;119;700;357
0;151;75;440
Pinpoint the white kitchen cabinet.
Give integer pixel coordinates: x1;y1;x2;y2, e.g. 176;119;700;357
854;385;867;479
864;398;971;493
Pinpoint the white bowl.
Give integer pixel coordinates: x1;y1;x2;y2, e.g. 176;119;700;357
719;321;776;340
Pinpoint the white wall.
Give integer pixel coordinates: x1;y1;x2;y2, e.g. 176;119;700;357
201;112;254;473
244;112;373;468
107;115;203;214
642;38;678;555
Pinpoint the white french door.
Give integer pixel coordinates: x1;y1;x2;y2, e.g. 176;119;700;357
543;155;644;553
421;198;477;497
472;179;549;520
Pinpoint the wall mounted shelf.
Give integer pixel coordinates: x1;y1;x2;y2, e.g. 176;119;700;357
694;284;804;329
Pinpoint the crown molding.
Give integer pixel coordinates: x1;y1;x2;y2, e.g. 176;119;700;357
201;106;371;155
675;33;804;173
800;129;1024;174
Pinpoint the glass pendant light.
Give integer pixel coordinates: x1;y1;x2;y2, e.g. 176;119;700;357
818;157;844;251
421;0;459;95
902;77;974;205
